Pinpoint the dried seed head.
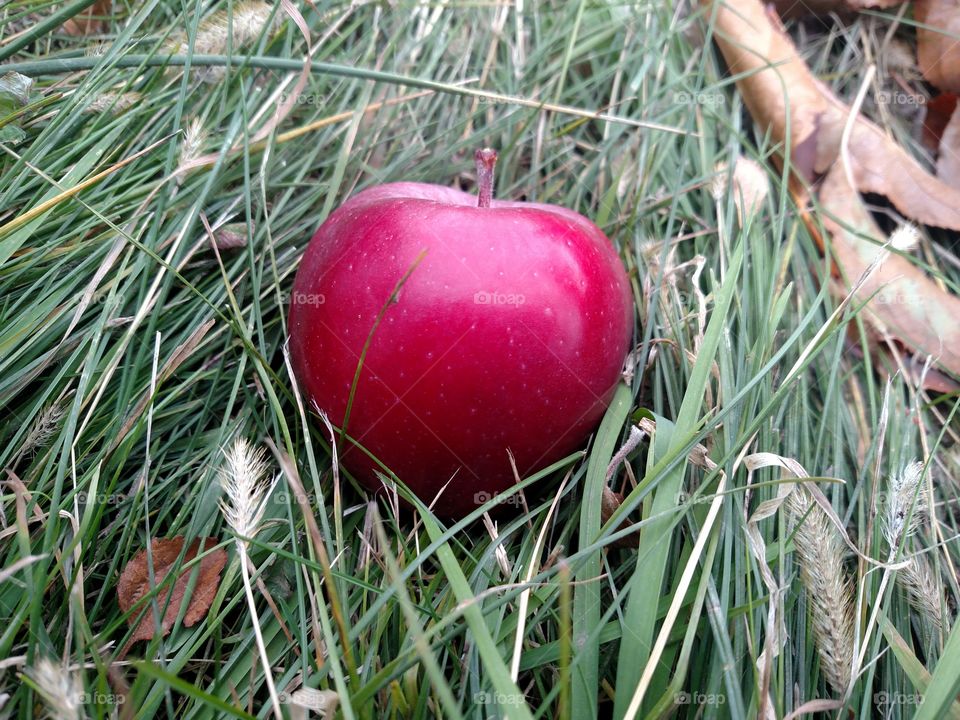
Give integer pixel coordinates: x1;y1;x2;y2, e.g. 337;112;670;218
787;488;855;695
19;402;66;459
178;118;207;171
218;437;275;541
884;461;926;547
26;657;83;720
167;1;279;80
898;552;944;630
889;224;920;252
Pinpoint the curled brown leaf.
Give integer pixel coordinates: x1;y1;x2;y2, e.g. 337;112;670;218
818;164;960;373
116;536;227;658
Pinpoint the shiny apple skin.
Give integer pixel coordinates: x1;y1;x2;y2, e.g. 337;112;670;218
288;181;633;517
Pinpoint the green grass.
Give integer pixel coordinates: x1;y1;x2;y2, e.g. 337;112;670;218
2;1;960;718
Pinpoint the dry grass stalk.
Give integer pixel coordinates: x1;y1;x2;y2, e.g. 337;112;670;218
787;487;855;695
218;437;282;720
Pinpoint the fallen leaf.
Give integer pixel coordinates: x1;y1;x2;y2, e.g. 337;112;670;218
842;111;960;231
116;536;226;657
937;106;960;188
916;0;960;94
705;3;830;186
818;164;960;373
61;0;112;36
702;0;960;384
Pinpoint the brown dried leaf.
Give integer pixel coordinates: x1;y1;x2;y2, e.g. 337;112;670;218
818;165;960;373
845;106;960;230
707;4;833;185
117;536;226;653
61;0;112;36
704;0;960;382
843;321;960;393
917;0;960;94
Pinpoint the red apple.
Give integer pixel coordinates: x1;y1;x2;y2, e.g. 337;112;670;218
288;149;632;517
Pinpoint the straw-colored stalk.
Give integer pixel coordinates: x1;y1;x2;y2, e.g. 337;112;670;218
218;437;282;720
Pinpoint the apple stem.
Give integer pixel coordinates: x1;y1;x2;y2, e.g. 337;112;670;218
475;148;497;208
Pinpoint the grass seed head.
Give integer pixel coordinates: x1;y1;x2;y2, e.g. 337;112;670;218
19;402;66;459
218;437;273;541
889;224;920;252
787;487;855;695
26;657;83;720
166;1;279;80
884;460;926;547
